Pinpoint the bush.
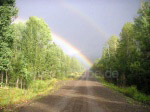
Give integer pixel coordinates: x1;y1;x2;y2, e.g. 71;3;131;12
124;86;138;97
29;79;57;93
0;78;57;107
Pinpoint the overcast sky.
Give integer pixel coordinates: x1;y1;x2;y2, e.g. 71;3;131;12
16;0;142;63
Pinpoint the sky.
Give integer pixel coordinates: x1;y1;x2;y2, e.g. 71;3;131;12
15;0;143;67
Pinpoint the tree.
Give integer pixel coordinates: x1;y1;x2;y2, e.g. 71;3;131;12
117;23;134;86
1;13;84;88
22;16;51;79
0;0;17;86
92;2;150;94
133;2;150;93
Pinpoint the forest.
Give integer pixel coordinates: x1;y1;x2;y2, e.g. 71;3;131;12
0;0;83;89
91;2;150;95
1;0;150;111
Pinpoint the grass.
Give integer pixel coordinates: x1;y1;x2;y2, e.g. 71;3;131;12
0;72;82;111
0;78;57;109
94;74;150;104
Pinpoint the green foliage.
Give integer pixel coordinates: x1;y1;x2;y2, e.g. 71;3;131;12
0;1;84;98
0;15;84;89
123;86;138;97
0;78;58;107
95;75;150;104
0;16;83;88
92;2;150;94
0;0;81;110
0;0;16;6
0;0;18;88
29;79;57;93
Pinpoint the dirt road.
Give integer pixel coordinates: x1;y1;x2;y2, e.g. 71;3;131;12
18;73;150;112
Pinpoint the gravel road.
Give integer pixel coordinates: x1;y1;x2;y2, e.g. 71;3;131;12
18;72;150;112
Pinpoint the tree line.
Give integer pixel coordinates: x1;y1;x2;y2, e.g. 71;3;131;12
0;0;83;88
91;2;150;94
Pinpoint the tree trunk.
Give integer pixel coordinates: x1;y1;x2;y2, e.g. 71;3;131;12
5;71;8;86
16;78;19;88
1;73;4;87
41;73;43;80
21;78;23;89
121;73;126;86
49;72;51;79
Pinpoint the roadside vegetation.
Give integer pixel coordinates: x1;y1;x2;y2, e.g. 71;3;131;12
94;74;150;104
0;0;84;110
0;79;57;107
91;1;150;104
0;72;81;110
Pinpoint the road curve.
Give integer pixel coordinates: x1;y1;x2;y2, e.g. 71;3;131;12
18;73;150;112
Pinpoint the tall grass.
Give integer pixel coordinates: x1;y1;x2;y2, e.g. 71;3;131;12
94;75;150;104
0;78;57;107
0;72;82;111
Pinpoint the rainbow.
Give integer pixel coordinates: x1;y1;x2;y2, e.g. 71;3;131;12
51;32;93;68
61;1;108;40
12;18;93;67
13;1;109;68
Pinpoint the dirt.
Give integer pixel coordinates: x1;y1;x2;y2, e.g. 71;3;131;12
17;72;150;112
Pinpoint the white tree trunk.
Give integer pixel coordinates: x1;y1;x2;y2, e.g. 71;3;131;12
5;71;8;86
21;78;23;89
16;78;19;88
1;73;4;87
